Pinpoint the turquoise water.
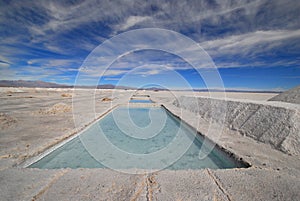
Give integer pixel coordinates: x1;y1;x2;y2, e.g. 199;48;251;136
129;99;153;103
29;107;246;169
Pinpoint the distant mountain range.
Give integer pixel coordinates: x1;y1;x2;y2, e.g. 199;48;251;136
0;80;283;93
0;80;167;90
0;80;70;88
0;80;133;89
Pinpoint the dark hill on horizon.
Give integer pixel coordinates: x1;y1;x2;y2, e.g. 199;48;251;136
0;80;132;89
0;80;70;88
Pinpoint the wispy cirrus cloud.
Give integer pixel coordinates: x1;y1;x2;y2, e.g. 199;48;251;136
201;29;300;55
200;29;300;68
0;55;12;68
0;0;300;88
117;16;152;31
2;0;299;54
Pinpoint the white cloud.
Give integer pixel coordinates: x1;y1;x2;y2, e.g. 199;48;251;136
132;64;168;76
199;29;300;67
104;77;120;81
27;60;33;65
0;65;62;81
1;0;300;82
81;63;170;78
201;29;300;51
118;16;152;31
0;55;11;68
103;69;129;76
0;63;10;68
26;59;80;72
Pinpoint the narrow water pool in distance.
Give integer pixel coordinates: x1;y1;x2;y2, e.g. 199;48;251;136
129;99;153;103
29;107;248;170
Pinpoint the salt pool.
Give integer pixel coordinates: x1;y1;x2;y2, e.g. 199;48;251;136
29;107;248;170
129;99;153;103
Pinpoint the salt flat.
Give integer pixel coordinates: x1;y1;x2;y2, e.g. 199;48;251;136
0;87;299;201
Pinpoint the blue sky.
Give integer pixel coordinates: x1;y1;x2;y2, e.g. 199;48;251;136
0;0;300;91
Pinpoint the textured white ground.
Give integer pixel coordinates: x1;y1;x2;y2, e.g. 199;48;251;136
269;85;300;104
198;91;278;101
0;87;299;201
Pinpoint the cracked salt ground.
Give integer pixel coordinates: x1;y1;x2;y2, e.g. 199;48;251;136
3;168;299;201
